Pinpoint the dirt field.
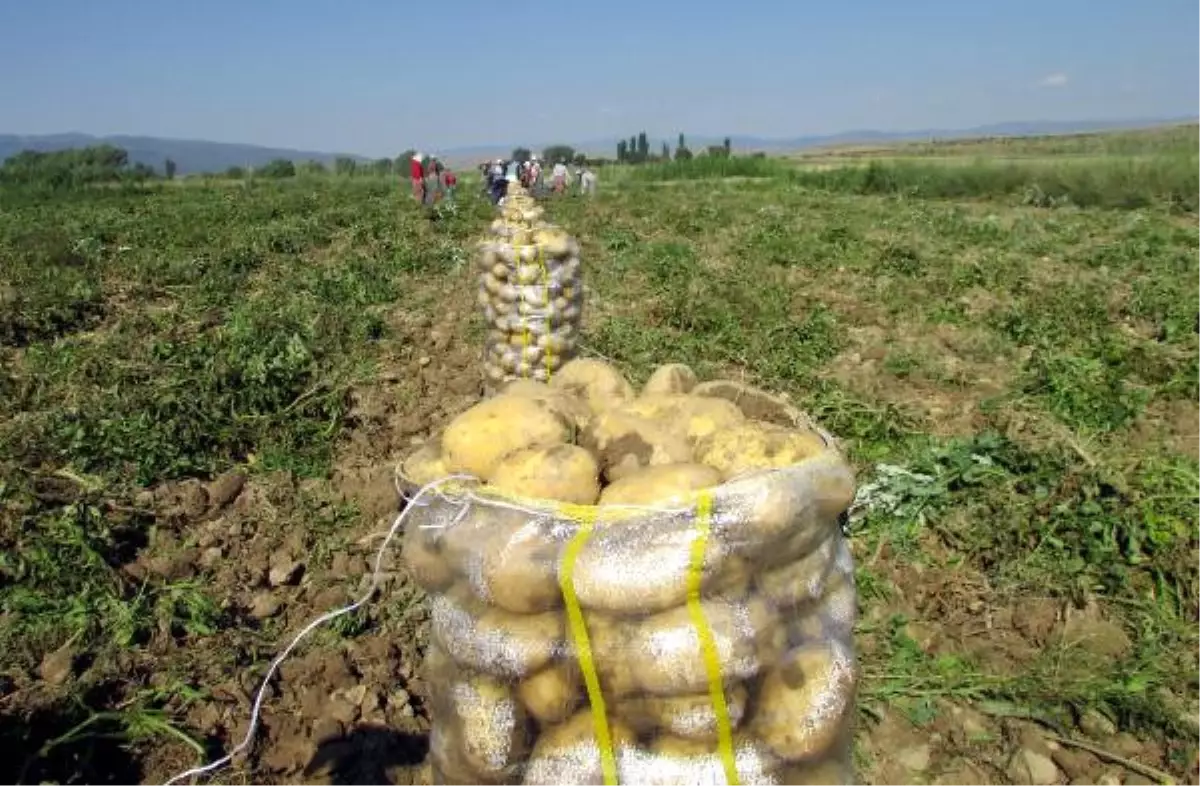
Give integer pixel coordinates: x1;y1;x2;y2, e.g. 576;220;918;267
1;131;1197;785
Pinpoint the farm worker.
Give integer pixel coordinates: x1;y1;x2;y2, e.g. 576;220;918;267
530;157;544;195
551;160;568;194
505;158;521;184
580;165;597;197
443;167;458;202
489;159;508;205
424;157;442;205
410;152;426;202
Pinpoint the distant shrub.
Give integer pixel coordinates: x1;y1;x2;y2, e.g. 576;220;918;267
625;156;787;181
257;159;297;179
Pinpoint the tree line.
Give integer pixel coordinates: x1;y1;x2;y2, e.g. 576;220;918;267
0;144;435;187
617;132;732;164
0;145;158;188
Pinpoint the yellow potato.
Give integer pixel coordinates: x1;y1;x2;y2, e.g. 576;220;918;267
617;683;749;740
548;358;635;415
695;420;827;480
430;587;563;679
641;363;698;396
438;500;563;615
750;641;858;762
620;733;780;784
523;710;637;785
819;566;858;642
517;660;582;725
627;599;773;695
755;535;839;611
581;409;692;483
429;719;497;785
449;674;531;780
598;463;721;507
488;444;600;505
500;379;591;433
401;524;454;592
619;394;745;445
570;522;733;616
441;395;570;480
400;442;449;486
583;613;641;698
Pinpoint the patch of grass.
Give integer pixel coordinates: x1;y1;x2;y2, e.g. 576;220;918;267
790;155;1200;211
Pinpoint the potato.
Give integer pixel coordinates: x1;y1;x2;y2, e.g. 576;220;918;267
517;660;582;725
619;394;745;445
627;599;773;695
617;683;749;740
450;673;531;780
548;358;635;415
430;588;563;679
641;363;698;396
523;710;637;785
429;719;500;785
583;613;641;698
619;733;780;785
570;522;733;615
581;409;692;483
442;395;570;480
441;504;556;611
401;442;449;487
598;463;721;507
755;536;839;611
401;524;455;592
474;523;564;615
819;565;858;642
695;420;827;480
750;641;857;762
488;445;600;505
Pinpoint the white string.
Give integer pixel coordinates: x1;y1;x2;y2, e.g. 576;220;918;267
161;474;471;786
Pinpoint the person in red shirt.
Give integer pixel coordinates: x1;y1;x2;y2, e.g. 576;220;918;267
409;153;425;202
442;168;458;202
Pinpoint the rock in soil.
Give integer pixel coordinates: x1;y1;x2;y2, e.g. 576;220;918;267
268;557;304;587
249;592;283;619
896;744;932;773
1078;708;1118;738
39;642;76;686
1052;746;1102;781
206;472;246;510
1007;747;1062;785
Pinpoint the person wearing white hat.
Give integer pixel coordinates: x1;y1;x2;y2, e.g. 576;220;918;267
409;152;426;202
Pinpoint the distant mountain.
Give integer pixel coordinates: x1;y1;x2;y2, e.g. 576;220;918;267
3;116;1194;175
0;133;370;175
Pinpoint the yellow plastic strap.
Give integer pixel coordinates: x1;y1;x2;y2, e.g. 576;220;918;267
539;245;553;383
687;491;740;786
559;507;618;785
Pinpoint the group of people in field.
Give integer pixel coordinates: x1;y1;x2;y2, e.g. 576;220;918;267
408;152;458;206
480;155;597;206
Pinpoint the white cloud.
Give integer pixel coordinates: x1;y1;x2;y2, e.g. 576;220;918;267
1038;72;1069;88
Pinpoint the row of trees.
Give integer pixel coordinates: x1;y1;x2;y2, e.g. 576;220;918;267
617;132;732;164
0;145;442;186
0;145;158;188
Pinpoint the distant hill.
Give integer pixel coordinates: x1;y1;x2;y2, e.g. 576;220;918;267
0;133;370;175
3;117;1194;174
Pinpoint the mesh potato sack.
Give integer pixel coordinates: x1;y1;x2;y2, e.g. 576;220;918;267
401;367;860;785
477;181;583;391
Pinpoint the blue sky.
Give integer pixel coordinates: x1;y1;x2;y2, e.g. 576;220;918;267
1;0;1195;156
